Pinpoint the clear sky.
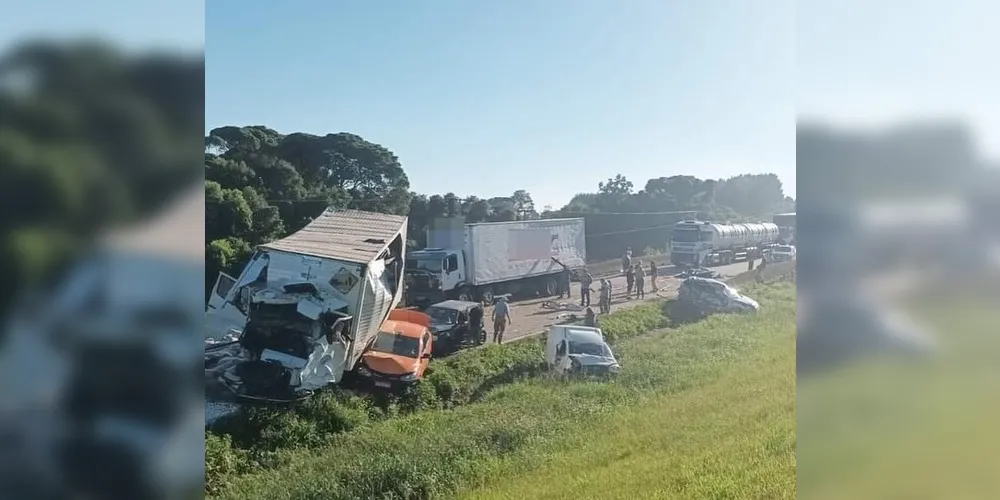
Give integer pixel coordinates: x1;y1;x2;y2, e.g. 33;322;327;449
797;0;1000;160
206;0;796;209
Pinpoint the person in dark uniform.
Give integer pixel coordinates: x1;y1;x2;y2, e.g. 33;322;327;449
557;264;572;299
468;304;484;344
579;270;593;307
583;307;597;327
625;265;635;299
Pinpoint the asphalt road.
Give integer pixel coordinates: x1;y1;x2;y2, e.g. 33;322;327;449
491;261;754;344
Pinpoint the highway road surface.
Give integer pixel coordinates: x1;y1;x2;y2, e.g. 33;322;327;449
492;261;753;344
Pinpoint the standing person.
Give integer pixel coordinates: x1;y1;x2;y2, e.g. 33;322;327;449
579;270;593;307
491;296;511;344
583;307;597;327
634;262;646;299
621;247;632;275
599;279;611;314
625;265;635;299
557;264;572;299
649;261;658;292
469;303;484;345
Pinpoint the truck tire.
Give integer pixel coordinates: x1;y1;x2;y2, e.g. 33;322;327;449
542;277;557;296
478;286;494;304
457;286;474;302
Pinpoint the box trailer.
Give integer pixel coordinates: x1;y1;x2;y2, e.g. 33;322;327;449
405;218;586;305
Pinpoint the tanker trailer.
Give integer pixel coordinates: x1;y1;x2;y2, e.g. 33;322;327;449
669;220;780;267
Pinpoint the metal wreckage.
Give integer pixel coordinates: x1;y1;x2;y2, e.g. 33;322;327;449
205;209;407;404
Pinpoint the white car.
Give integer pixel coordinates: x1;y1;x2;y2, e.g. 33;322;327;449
546;325;620;375
677;277;760;315
770;245;796;262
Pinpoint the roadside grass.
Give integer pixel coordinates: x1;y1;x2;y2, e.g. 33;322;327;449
456;284;796;500
797;293;1000;500
207;282;795;499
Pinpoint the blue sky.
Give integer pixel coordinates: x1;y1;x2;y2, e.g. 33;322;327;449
206;0;796;209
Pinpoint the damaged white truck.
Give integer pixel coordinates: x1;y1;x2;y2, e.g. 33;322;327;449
205;209;407;403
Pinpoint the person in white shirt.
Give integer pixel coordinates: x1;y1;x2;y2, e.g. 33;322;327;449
491;296;512;344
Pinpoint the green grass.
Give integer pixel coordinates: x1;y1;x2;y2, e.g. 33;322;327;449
207;282;796;499
797;292;1000;500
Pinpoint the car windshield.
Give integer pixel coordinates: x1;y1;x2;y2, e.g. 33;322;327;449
569;341;612;357
671;229;701;243
426;307;458;324
370;332;421;358
405;257;443;274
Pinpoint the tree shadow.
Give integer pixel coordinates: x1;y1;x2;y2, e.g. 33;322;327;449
467;360;548;403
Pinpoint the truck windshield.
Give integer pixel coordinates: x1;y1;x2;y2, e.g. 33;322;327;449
426;307;458;324
405;257;443;274
569;341;612;357
370;332;421;358
671;229;701;243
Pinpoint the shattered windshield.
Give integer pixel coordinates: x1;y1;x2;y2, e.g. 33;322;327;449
426;307;458;324
569;341;612;357
371;332;421;358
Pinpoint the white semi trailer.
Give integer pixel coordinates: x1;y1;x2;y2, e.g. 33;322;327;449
669;220;780;267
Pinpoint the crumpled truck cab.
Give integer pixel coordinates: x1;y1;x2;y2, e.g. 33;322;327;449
205;209;408;404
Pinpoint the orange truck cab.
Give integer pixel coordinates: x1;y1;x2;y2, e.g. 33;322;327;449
356;309;433;388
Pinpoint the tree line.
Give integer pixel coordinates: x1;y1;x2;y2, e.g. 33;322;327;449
205;125;794;293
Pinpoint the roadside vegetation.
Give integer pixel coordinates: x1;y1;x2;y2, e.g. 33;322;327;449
206;280;796;499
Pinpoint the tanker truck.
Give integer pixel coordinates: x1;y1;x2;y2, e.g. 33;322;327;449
669;220;780;267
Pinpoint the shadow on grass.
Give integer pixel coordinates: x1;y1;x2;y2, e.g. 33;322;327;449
468;359;549;404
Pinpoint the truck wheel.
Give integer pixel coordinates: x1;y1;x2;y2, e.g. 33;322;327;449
457;286;474;302
542;277;557;296
478;287;494;304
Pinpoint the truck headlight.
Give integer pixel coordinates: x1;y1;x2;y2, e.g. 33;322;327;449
400;372;418;381
357;366;371;377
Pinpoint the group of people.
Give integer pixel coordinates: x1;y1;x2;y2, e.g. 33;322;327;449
621;247;658;300
491;248;665;343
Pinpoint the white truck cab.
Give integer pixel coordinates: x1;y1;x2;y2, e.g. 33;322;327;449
546;325;619;375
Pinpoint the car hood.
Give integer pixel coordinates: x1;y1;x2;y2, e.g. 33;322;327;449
733;295;760;310
568;354;618;366
361;351;418;375
430;322;455;334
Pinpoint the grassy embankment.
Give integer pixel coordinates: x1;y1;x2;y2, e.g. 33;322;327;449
207;280;796;499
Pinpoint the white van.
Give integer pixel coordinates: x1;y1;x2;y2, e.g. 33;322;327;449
545;325;620;375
